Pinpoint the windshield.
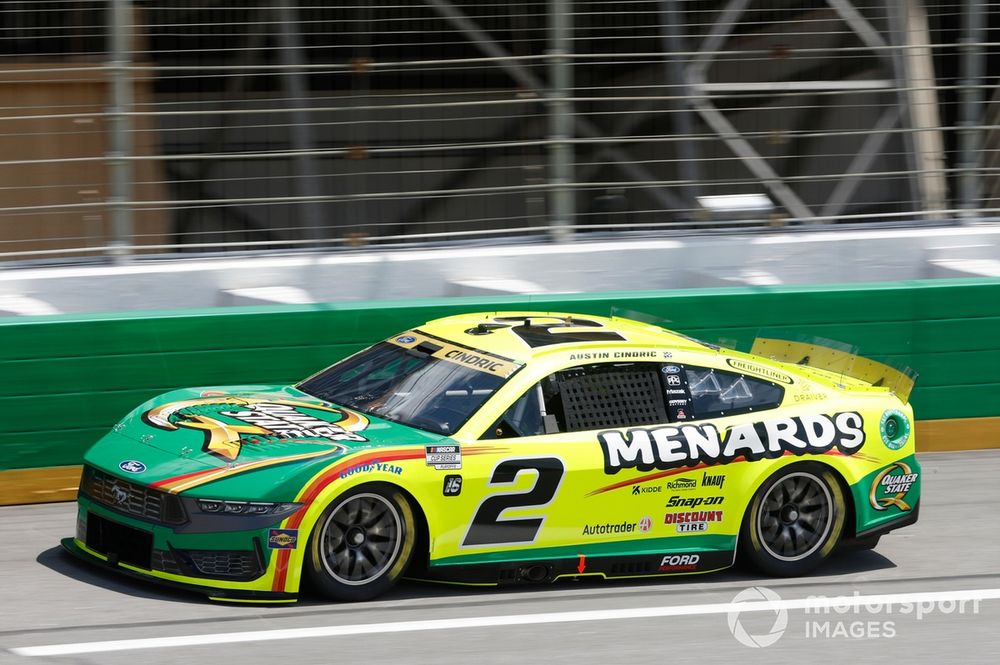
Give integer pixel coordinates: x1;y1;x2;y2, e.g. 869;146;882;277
297;342;508;435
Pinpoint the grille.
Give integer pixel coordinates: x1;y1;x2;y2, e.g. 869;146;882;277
188;550;261;580
86;513;153;569
151;548;262;580
151;549;183;576
610;561;655;575
81;466;186;526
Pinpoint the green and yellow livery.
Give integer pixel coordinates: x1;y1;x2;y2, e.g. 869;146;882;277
64;312;920;602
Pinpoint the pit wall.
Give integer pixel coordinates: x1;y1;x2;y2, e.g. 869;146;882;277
2;278;998;504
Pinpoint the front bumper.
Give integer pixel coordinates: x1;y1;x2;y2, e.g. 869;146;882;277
70;489;300;604
61;537;297;603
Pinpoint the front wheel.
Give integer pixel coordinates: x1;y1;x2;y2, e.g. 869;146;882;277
305;485;416;601
739;464;846;577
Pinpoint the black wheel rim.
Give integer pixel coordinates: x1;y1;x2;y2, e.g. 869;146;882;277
320;493;402;586
756;472;833;562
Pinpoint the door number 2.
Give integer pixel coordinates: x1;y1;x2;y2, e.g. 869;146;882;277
462;457;565;547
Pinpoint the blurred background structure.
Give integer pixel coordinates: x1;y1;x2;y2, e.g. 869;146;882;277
1;2;999;504
0;2;996;294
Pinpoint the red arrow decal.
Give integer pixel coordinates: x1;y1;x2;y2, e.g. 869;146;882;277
577;554;586;574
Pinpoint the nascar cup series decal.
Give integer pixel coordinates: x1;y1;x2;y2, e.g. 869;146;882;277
143;397;369;461
869;461;918;511
598;412;865;474
426;445;461;470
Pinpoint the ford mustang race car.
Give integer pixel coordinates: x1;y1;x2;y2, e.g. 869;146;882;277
64;312;920;603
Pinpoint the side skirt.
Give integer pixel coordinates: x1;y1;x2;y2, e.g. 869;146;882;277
410;550;735;587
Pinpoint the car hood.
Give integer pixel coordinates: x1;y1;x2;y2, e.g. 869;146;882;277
113;384;448;469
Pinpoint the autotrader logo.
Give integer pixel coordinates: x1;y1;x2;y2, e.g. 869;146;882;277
728;586;788;648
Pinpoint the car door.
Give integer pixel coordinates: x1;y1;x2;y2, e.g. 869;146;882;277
437;359;681;569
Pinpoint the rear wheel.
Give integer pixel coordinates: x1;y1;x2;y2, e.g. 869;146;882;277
740;464;846;577
306;485;416;601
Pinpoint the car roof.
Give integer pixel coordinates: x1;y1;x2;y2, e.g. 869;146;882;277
414;311;709;363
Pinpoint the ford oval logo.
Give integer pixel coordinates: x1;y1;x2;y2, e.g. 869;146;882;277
395;335;416;344
118;460;146;474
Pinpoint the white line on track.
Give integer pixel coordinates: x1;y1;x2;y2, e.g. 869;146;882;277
13;587;1000;657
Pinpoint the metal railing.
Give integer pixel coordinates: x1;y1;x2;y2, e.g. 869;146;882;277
0;0;995;262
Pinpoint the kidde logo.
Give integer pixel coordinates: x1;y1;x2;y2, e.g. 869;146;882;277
659;554;700;572
632;484;662;495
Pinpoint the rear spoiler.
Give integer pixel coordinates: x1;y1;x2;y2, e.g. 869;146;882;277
750;335;917;403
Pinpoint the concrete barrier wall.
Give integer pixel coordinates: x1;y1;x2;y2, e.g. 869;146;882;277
2;277;998;477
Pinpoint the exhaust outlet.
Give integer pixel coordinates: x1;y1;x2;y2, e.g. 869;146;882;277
519;564;549;583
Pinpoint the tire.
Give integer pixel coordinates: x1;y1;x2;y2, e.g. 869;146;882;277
305;484;416;602
739;463;846;577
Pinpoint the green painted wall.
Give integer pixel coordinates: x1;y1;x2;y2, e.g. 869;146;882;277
2;277;998;471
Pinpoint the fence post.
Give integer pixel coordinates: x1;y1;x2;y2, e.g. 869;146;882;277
659;0;702;216
958;0;985;222
548;0;574;241
276;0;324;243
107;0;134;261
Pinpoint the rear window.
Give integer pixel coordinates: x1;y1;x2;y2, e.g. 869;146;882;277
684;366;784;419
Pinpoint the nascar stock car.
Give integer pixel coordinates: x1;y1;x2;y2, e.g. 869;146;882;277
64;312;920;603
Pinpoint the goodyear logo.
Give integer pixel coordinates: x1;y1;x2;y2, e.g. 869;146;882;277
268;529;298;549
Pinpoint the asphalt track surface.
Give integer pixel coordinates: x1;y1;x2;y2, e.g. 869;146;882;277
2;450;998;664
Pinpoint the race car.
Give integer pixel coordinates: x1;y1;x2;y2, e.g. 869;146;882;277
64;312;920;603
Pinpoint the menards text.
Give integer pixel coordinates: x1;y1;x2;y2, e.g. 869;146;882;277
598;412;865;474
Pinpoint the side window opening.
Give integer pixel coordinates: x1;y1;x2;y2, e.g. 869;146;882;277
556;363;667;432
485;362;669;438
485;383;547;439
684;366;783;419
687;370;721;397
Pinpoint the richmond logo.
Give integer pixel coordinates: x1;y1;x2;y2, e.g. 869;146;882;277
143;397;369;461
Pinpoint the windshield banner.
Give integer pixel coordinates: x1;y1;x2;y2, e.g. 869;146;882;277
388;331;522;379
